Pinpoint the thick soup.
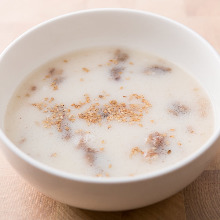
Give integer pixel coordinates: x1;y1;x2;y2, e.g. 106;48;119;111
4;47;214;177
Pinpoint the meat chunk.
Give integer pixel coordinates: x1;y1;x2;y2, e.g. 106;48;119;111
53;76;64;84
45;68;64;90
47;67;63;77
49;67;55;75
109;49;129;81
148;132;165;148
78;138;97;166
115;49;129;62
31;86;37;91
62;125;72;140
169;102;189;116
110;66;124;81
99;109;109;118
144;65;171;75
144;132;166;159
85;147;97;165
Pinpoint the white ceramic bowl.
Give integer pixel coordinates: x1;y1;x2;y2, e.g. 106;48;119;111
0;9;220;211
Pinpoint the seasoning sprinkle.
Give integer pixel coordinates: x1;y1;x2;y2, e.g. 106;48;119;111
82;67;89;72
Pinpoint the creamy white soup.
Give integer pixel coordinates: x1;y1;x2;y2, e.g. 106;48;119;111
4;47;214;177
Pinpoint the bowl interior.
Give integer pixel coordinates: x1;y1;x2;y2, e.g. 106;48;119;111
1;9;220;177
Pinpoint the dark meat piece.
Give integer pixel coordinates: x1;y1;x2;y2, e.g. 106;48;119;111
109;49;128;81
145;65;171;75
85;147;97;165
31;86;37;91
99;109;109;118
49;68;55;75
53;76;64;84
78;138;97;166
61;125;72;140
110;66;124;81
47;68;63;77
56;105;72;140
148;132;165;148
78;138;87;149
115;49;129;62
169;102;189;116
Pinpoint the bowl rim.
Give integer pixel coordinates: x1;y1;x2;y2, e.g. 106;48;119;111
1;8;220;184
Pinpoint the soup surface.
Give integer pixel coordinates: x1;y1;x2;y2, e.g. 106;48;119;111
4;47;214;177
